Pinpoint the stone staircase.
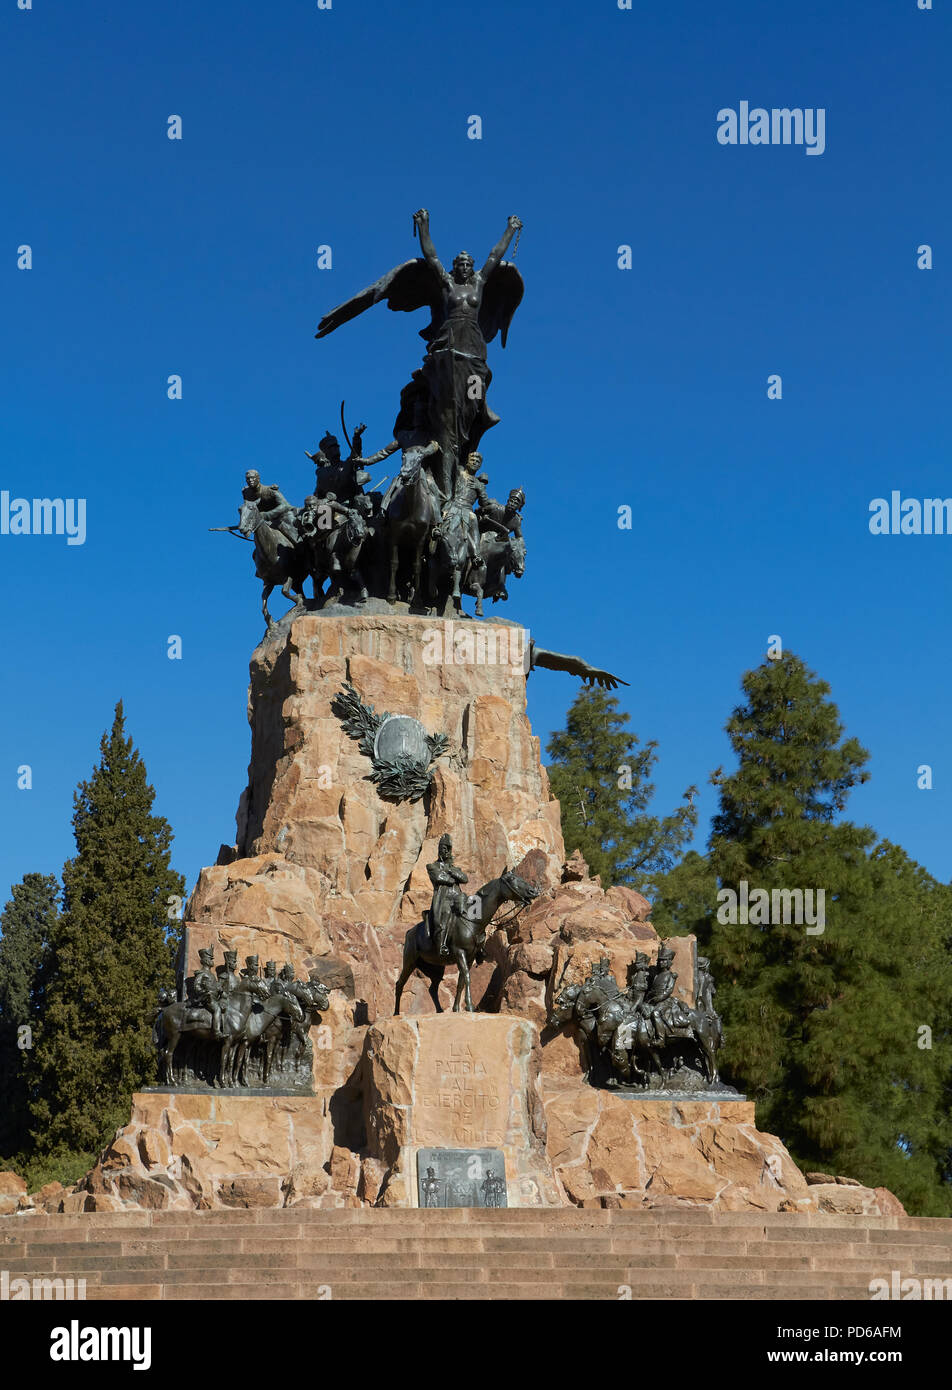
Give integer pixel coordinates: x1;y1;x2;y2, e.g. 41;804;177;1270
3;1208;951;1300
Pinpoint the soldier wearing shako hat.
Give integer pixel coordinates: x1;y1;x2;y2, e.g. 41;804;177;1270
186;947;224;1039
642;946;693;1045
478;485;525;541
216;949;242;1014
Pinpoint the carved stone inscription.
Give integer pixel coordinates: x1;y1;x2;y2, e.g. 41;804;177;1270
417;1030;509;1150
416;1147;508;1208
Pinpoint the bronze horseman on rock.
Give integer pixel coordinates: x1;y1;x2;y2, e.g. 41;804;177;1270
547;951;734;1095
394;835;539;1014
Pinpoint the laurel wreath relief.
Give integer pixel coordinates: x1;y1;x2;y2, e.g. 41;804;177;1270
330;681;449;803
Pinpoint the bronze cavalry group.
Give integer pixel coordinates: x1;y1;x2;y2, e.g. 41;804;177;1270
229;443;526;628
153;951;329;1091
216;209;530;628
547;952;725;1092
151;849;726;1096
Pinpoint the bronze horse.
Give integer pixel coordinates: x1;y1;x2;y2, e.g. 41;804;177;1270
256;978;330;1085
385;461;443;609
548;982;719;1088
238;499;310;628
153;980;304;1088
471;531;526;605
395;868;538;1013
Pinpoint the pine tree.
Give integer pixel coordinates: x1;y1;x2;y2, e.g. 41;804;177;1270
650;850;717;937
793;841;952;1213
545;686;697;893
696;653;952;1213
0;873;59;1159
29;703;184;1155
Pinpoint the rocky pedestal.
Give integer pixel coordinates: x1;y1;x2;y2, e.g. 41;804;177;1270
359;1013;561;1208
183;611;566;1019
46;610;903;1219
228;612;564;923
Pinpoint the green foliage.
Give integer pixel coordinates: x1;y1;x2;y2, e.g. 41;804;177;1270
545;686;697;894
7;1147;100;1196
688;654;952;1214
650;850;717;937
0;873;59;1159
27;702;184;1154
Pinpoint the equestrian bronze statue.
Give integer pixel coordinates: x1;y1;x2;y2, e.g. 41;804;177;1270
153;950;330;1092
547;951;735;1094
394;838;538;1013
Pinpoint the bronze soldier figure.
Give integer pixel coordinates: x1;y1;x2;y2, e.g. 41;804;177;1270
186;947;223;1039
433;451;489;600
307;428;397;504
216;949;242;1012
242;471;300;544
421;1166;442;1208
425;834;470;958
480;1169;505;1208
641;947;694;1045
625;953;652;1010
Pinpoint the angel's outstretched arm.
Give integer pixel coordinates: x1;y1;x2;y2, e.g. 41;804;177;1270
413;208;444;278
480;216;522;280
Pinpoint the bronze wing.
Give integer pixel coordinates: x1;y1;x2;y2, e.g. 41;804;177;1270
529;644;629;689
478;261;524;347
316;258;444;342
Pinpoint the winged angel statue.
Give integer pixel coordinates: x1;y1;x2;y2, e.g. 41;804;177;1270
316;208;524;500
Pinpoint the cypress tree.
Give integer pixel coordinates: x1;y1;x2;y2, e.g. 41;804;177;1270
545;686;697;893
29;702;184;1154
0;873;59;1159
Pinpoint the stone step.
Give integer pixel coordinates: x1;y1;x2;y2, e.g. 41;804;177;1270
6;1208;950;1302
6;1216;944;1240
8;1253;946;1283
11;1262;868;1285
81;1279;882;1302
13;1208;949;1229
9;1236;946;1268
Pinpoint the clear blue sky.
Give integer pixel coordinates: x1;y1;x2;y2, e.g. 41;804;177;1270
2;0;950;907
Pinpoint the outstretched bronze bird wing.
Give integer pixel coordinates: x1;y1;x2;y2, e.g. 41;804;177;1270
528;643;629;689
478;261;524;347
316;258;445;343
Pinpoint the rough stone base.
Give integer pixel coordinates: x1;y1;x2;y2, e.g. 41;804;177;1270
75;1093;347;1211
540;1086;901;1215
359;1013;562;1207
